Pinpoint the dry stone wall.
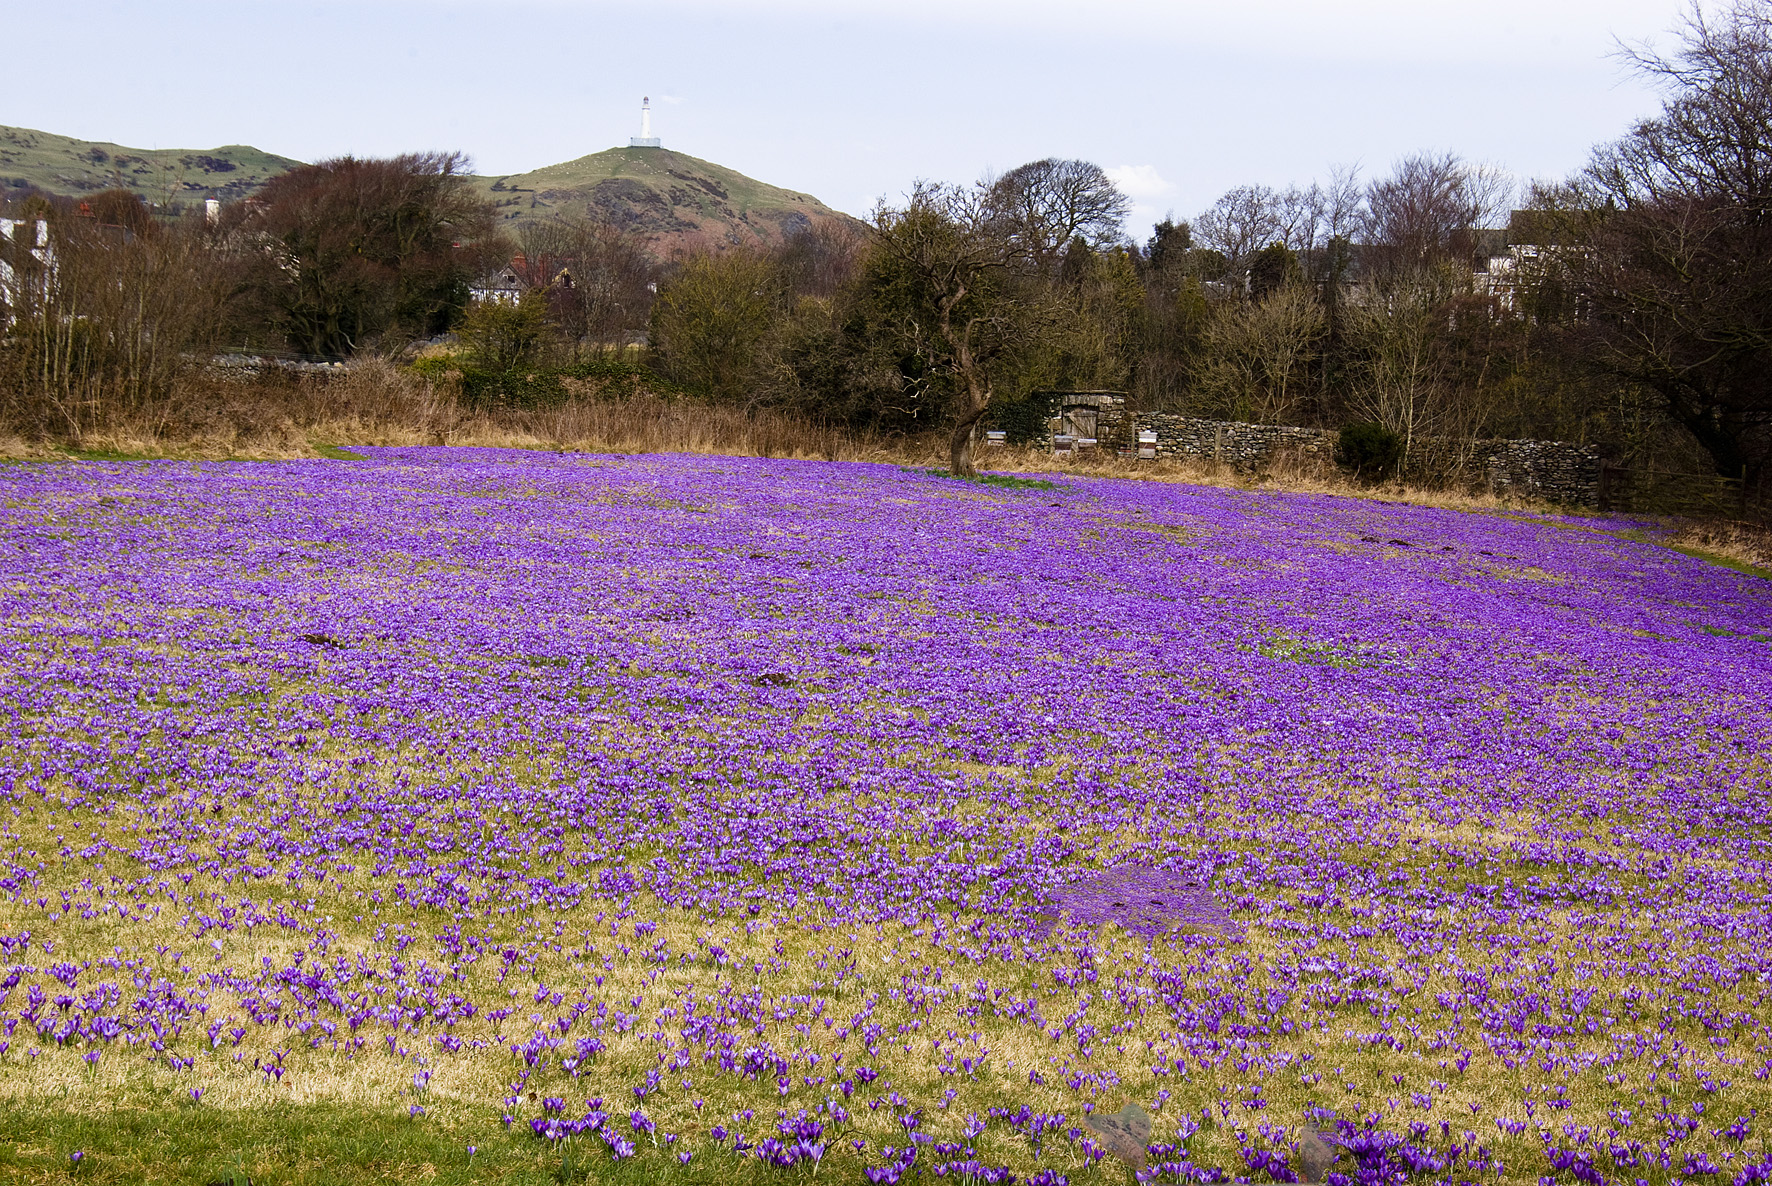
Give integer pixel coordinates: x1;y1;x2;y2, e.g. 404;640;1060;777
1128;413;1602;505
1461;438;1602;506
1042;394;1602;506
1129;413;1341;469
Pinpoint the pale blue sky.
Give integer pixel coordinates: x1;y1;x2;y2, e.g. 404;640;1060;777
8;0;1689;235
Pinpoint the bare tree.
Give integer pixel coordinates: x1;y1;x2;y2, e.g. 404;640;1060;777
1198;174;1368;269
0;198;227;438
1320;164;1367;244
1194;185;1287;271
533;217;656;355
773;220;868;301
1275;186;1326;257
1343;267;1469;462
1565;0;1772;482
1604;1;1772;204
1191;282;1326;425
986;159;1131;270
1365;152;1513;269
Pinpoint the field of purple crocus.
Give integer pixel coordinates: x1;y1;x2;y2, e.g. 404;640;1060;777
2;448;1770;1185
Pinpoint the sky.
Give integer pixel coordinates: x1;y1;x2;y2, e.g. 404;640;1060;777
6;0;1694;237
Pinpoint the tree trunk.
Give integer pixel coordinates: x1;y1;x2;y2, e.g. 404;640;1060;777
950;411;984;477
948;366;991;478
939;308;992;478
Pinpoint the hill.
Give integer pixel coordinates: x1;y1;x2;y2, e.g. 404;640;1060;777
1;124;862;259
468;146;862;257
0;124;302;206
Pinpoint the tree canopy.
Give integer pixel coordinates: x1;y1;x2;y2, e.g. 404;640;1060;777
234;152;500;357
868;182;1048;476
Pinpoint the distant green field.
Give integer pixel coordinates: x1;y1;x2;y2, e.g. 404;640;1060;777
0;124;302;206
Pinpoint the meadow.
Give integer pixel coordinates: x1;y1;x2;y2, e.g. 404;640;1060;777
0;449;1768;1185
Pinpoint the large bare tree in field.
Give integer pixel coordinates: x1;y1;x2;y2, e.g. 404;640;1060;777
868;182;1037;478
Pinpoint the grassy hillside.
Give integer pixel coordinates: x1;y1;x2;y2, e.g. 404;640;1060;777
1;123;861;257
469;145;862;256
0;124;302;206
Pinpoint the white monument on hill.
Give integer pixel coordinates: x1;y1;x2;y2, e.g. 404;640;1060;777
630;97;661;148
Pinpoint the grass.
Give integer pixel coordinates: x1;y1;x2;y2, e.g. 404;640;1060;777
5;821;1761;1185
0;123;299;206
0;1097;734;1185
2;1092;1183;1184
1653;538;1772;580
1250;632;1368;669
1528;519;1772;583
61;448;163;463
473;148;836;215
901;466;1059;491
1650;517;1772;579
466;146;858;251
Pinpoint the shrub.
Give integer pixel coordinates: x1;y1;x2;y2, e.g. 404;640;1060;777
1337;421;1403;481
648;250;781;401
458;294;548;374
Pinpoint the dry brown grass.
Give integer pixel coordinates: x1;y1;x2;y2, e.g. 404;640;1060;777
1668;518;1772;570
982;442;1574;517
0;361;1672;525
6;360;927;467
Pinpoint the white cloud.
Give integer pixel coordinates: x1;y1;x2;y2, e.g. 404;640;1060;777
1107;164;1173;201
1108;166;1177;238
